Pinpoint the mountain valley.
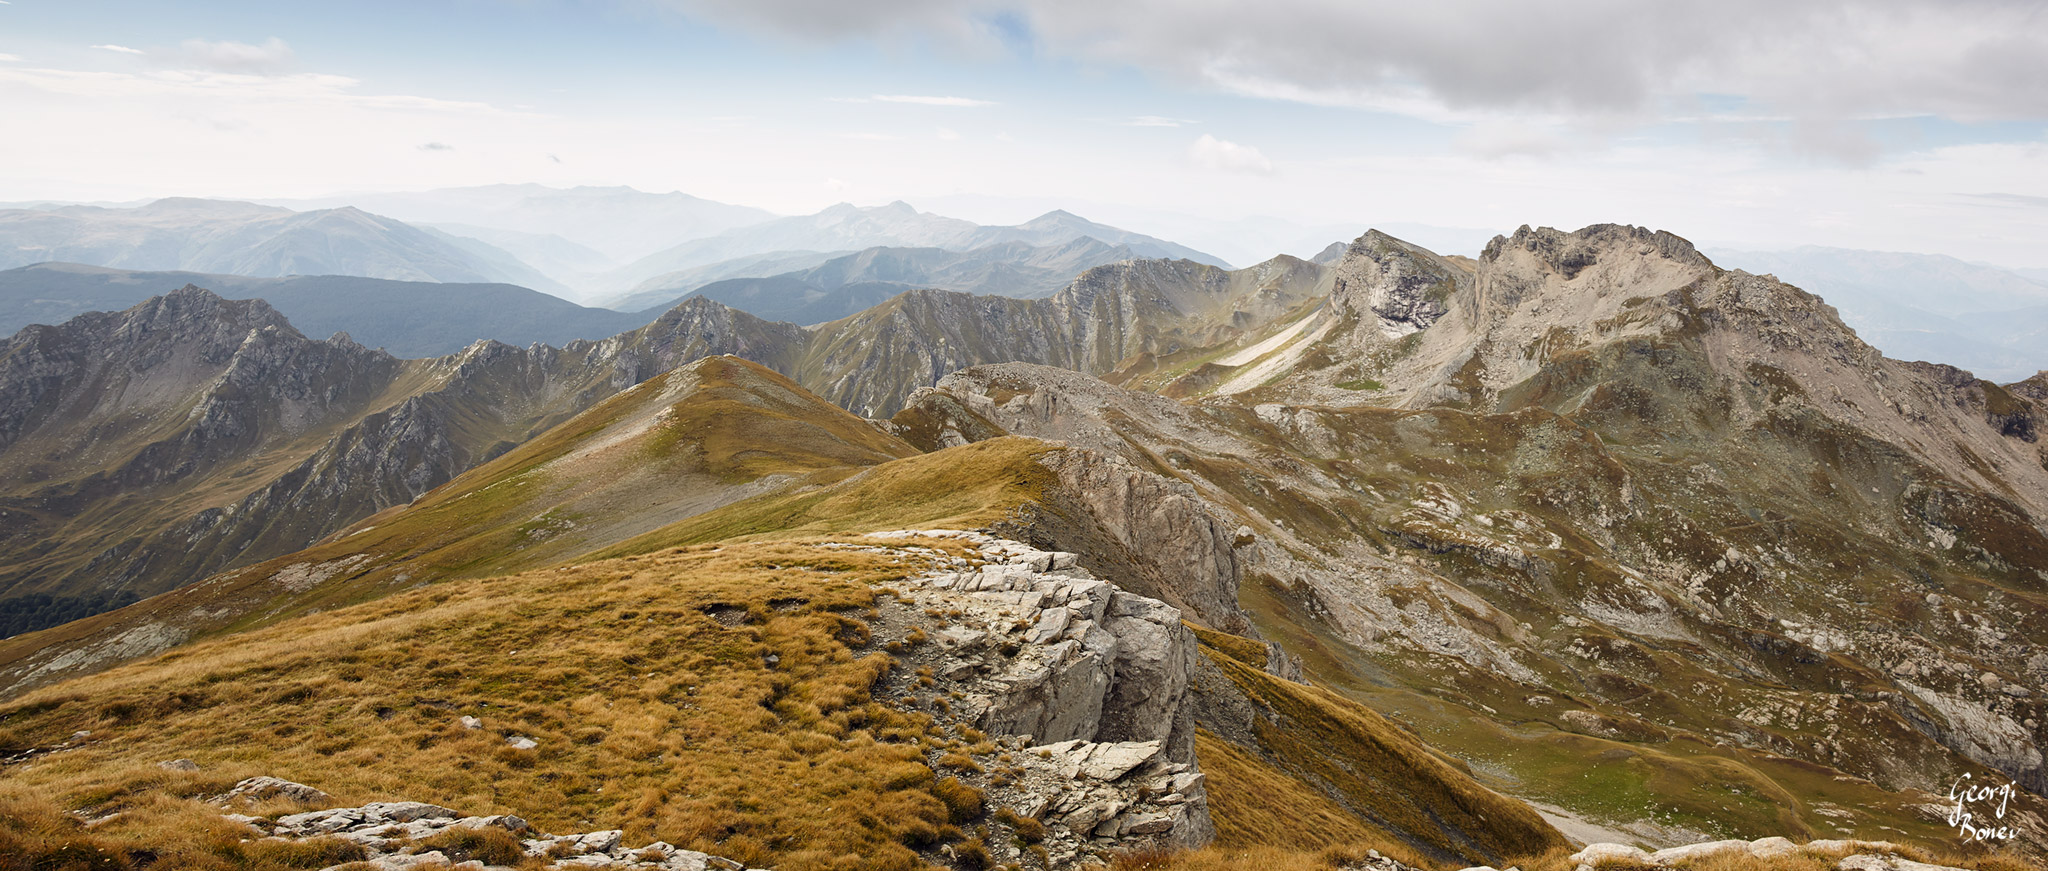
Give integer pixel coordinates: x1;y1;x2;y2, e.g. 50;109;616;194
1;222;2045;871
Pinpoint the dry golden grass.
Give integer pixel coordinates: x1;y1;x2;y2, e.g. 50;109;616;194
0;775;370;871
1487;839;2037;871
1195;735;1396;853
594;436;1059;556
1187;626;1567;868
1108;845;1349;871
1116;840;2039;871
0;539;989;871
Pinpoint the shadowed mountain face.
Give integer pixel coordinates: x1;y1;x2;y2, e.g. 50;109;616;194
5;224;2048;864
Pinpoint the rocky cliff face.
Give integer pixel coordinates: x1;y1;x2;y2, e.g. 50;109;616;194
1327;230;1465;338
860;530;1215;859
896;364;1257;631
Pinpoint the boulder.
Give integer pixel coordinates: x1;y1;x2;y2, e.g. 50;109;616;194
1838;855;1971;871
228;776;333;805
1647;839;1750;864
1568;842;1651;867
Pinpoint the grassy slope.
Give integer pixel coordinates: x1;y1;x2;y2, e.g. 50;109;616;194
1132;627;2030;871
0;424;1611;871
1188;627;1568;868
592;436;1059;557
0;540;979;871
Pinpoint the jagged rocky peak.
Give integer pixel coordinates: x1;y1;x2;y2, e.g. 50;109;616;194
1328;229;1472;337
1475;223;1714;317
67;284;300;364
1481;222;1709;277
0;285;393;456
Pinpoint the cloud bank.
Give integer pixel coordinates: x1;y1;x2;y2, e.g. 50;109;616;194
662;0;2048;130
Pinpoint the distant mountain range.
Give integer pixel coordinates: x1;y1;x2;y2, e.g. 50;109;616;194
0;263;648;358
14;192;1231;314
0;198;571;297
266;184;776;265
590;202;1228;307
615;237;1164;321
11;190;2048;383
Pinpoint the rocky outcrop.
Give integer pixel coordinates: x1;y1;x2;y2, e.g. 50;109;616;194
998;449;1251;633
896;364;1258;631
225;532;1218;871
215;778;757;871
857;530;1215;860
1329;230;1465;337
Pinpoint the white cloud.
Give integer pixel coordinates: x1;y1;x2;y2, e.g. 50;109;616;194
418;141;454;151
180;37;294;75
1456;121;1571;159
675;0;2048;149
872;94;993;107
936;127;960;140
0;54;20;63
93;44;145;55
1188;133;1272;174
1126;115;1194;127
838;132;898;140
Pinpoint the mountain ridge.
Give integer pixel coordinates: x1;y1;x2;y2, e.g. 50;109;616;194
6;223;2048;868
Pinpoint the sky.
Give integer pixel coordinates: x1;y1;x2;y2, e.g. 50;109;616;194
3;0;2048;266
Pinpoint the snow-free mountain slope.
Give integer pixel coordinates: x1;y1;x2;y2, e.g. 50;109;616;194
1709;246;2048;381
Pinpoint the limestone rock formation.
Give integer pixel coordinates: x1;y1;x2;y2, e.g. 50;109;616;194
215;778;758;871
857;529;1216;858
